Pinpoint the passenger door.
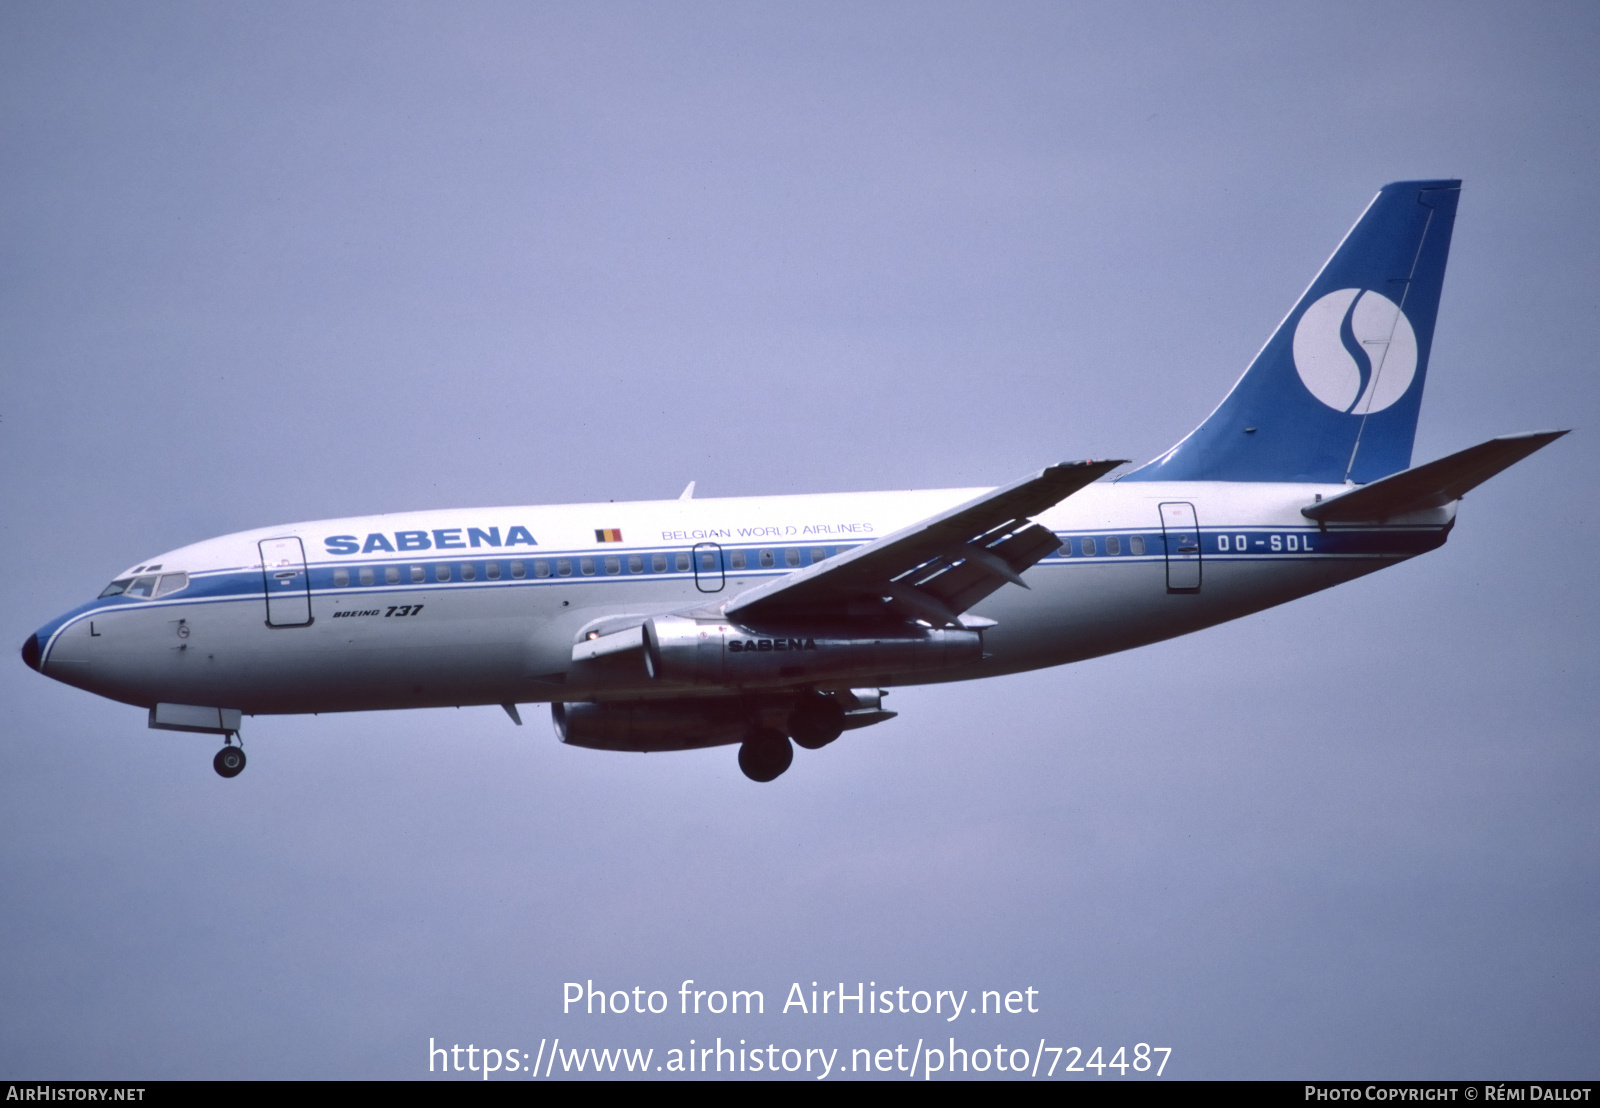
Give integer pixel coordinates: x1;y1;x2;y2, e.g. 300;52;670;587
1159;503;1201;593
259;537;313;626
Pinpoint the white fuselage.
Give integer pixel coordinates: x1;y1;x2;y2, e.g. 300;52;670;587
31;479;1452;718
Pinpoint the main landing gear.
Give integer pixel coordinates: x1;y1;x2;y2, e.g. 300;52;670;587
736;693;852;782
737;727;793;782
213;737;246;778
787;693;845;750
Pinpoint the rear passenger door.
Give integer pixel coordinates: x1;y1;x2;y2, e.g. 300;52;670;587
1158;503;1201;593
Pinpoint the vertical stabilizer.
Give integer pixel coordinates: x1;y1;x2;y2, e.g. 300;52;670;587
1123;180;1461;484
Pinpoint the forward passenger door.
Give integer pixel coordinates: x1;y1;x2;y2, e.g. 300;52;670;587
259;537;313;626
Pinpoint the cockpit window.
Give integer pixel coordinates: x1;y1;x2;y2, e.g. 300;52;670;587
104;572;188;600
154;572;189;598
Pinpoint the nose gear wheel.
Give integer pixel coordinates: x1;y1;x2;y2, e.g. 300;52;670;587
213;742;246;778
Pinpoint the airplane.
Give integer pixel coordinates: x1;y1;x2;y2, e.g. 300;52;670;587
20;180;1567;782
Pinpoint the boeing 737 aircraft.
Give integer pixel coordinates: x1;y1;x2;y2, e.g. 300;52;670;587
21;180;1566;781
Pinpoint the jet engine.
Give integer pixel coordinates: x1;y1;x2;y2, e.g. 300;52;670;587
641;615;982;688
552;689;896;755
551;698;753;752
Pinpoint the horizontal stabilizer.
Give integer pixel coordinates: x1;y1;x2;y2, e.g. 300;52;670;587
1302;430;1568;523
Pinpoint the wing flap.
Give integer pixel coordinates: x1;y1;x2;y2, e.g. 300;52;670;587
931;522;1064;615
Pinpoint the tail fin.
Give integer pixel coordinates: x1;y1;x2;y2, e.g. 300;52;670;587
1123;180;1461;484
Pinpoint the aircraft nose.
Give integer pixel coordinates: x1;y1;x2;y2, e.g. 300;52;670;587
21;632;42;672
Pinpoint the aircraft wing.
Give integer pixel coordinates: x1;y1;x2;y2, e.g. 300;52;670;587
722;460;1125;627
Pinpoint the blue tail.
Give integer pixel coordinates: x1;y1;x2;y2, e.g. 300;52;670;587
1123;180;1461;484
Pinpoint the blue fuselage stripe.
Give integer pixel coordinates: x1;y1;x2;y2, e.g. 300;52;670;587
35;526;1443;667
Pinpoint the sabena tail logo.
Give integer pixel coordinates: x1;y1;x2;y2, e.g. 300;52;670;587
1292;288;1418;415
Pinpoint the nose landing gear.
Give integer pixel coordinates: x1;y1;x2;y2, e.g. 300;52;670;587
213;739;246;778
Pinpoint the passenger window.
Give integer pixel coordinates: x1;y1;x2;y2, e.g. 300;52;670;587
580;558;595;576
333;569;350;587
385;566;400;584
811;547;825;564
675;553;690;571
410;565;425;583
486;562;502;580
700;551;717;570
556;559;571;577
359;567;375;586
1059;539;1072;557
652;553;667;572
1130;535;1146;555
154;572;189;598
460;563;476;581
730;550;746;570
1106;536;1121;556
785;549;800;567
628;555;643;574
535;560;551;578
604;556;620;575
510;561;525;579
1081;537;1097;556
759;549;775;568
125;575;159;599
436;564;451;582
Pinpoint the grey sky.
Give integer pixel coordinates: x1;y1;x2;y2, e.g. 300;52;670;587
2;1;1596;1079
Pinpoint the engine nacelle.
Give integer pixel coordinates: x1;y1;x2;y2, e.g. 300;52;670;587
643;615;982;688
552;699;753;752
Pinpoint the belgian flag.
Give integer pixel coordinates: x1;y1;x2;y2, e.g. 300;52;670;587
595;529;623;543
